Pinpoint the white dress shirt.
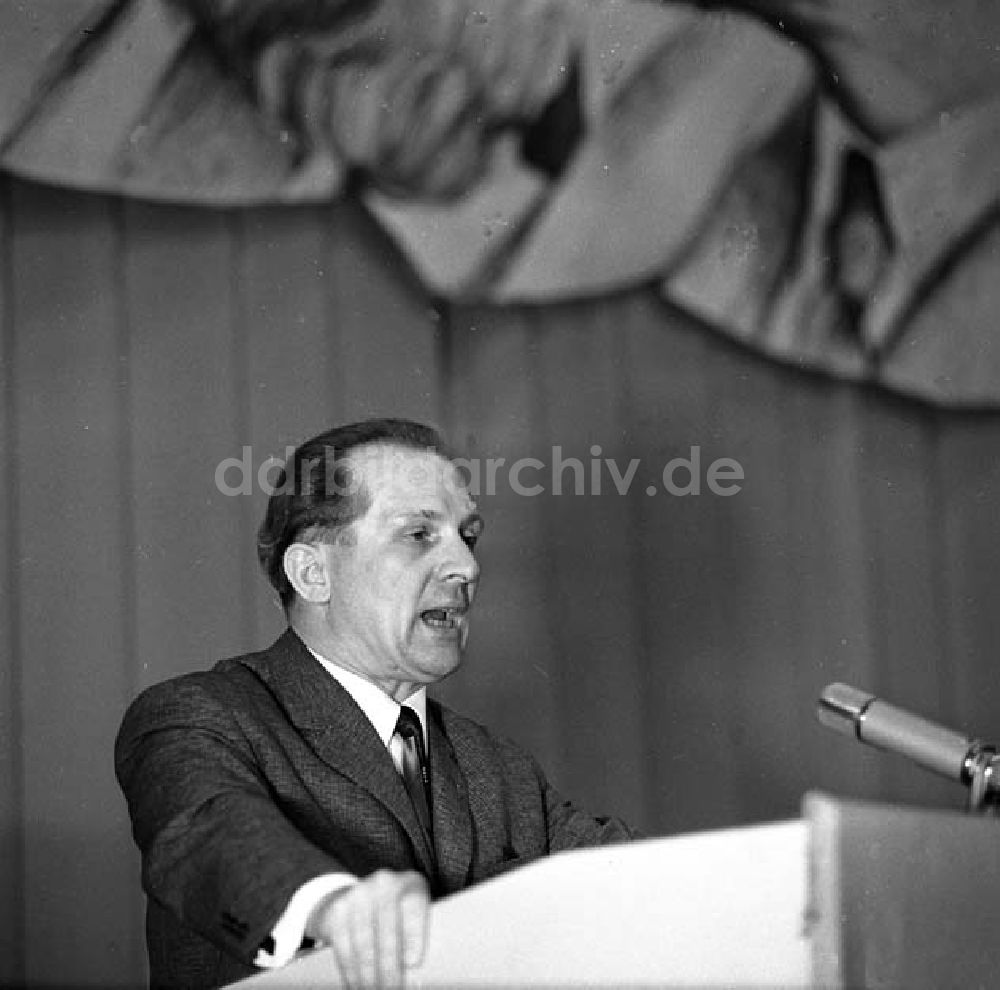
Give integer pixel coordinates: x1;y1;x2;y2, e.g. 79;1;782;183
255;649;428;968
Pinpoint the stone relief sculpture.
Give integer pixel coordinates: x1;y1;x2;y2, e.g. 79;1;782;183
2;0;997;405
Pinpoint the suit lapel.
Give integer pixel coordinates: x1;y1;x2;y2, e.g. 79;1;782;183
238;630;437;878
427;701;474;893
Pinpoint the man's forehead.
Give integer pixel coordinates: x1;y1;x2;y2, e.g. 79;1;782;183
349;443;476;513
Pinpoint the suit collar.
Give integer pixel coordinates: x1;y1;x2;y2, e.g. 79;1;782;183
305;644;429;750
426;701;475;893
238;629;439;878
238;628;346;726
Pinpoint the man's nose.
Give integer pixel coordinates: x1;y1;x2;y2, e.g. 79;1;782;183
438;534;480;588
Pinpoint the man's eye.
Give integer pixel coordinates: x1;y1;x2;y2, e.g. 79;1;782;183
406;527;431;542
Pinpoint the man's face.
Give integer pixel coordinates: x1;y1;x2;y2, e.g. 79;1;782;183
318;443;482;698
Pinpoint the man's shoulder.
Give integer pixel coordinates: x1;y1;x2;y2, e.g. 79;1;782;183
118;631;297;729
430;700;541;776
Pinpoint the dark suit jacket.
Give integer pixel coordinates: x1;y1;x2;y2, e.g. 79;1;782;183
115;629;634;989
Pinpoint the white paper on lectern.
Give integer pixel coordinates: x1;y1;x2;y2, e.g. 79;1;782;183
230;820;810;988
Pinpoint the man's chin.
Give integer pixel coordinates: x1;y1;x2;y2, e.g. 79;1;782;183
409;642;465;682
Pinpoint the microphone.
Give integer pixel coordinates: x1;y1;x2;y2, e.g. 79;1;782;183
816;683;1000;805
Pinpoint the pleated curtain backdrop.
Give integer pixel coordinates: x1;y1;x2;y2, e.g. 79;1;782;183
3;175;1000;988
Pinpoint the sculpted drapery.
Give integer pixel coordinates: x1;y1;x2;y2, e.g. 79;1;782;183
2;0;998;407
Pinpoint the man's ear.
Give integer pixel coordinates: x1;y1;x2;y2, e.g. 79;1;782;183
283;543;332;604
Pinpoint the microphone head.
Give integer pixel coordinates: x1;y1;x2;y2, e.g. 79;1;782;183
816;682;875;737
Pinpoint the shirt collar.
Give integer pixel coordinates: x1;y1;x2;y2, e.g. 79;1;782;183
306;646;428;749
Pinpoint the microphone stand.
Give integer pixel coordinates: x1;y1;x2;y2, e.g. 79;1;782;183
964;743;1000;814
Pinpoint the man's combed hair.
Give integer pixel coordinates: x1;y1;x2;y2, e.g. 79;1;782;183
257;418;448;607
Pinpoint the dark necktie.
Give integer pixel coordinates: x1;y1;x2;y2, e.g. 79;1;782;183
394;706;435;860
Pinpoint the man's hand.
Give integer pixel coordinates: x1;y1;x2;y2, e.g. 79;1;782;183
305;869;431;988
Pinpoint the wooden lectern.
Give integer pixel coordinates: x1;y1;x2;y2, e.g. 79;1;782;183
808;793;1000;989
228;792;1000;988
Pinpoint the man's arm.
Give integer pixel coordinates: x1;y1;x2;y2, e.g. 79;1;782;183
174;0;582;199
545;789;637;851
117;674;434;982
540;772;638;853
487;726;639;853
115;675;346;964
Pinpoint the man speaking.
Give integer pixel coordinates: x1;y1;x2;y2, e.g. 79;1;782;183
116;419;634;989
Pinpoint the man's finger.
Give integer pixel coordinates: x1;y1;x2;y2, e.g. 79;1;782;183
347;888;379;988
373;871;403;987
397;873;431;969
328;894;362;989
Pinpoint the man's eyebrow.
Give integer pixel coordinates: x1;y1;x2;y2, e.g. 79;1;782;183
389;509;482;526
392;509;444;521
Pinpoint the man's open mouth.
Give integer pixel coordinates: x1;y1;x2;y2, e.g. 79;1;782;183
420;607;466;630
